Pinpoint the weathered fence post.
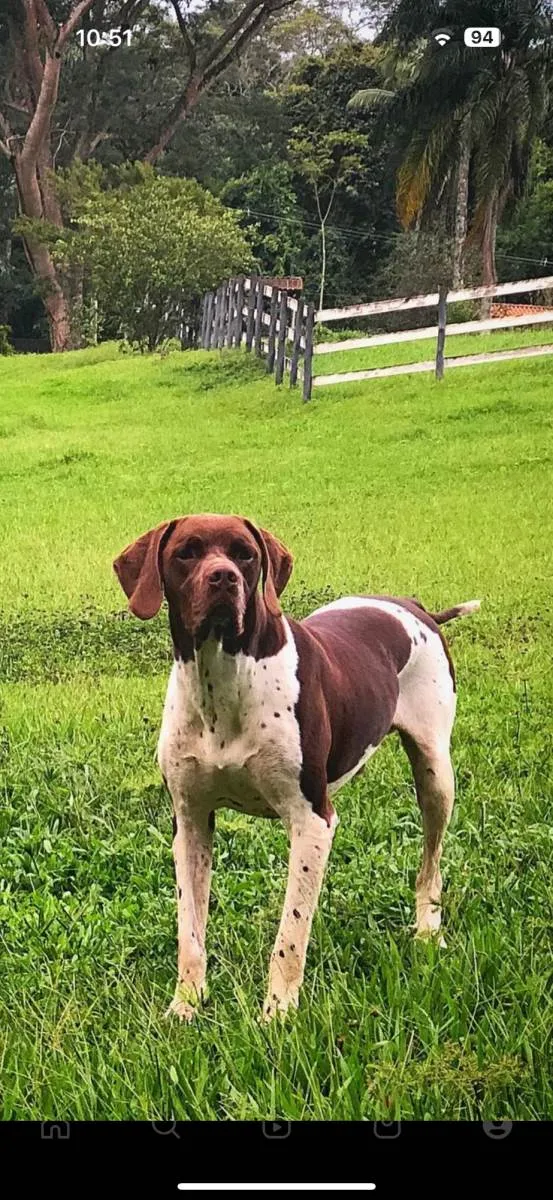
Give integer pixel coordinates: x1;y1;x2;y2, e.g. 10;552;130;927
210;288;218;347
289;300;304;387
266;286;279;372
245;277;256;351
200;293;207;348
213;285;223;348
435;284;448;380
204;291;214;349
190;295;201;348
302;302;315;401
224;279;233;347
234;276;245;348
253;279;264;357
215;284;224;348
275;289;289;384
230;277;240;346
220;281;232;349
224;278;235;348
200;293;208;348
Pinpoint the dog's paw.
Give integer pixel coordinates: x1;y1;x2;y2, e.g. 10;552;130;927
262;987;300;1023
164;997;198;1022
414;928;446;949
415;899;444;944
164;981;207;1022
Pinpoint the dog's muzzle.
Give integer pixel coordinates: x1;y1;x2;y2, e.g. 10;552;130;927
190;562;246;641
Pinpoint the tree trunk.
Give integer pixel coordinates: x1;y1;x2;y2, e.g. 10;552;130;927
319;220;327;313
144;76;201;165
0;1;97;351
25;237;72;352
14;155;73;352
452;130;470;289
315;182;336;314
480;191;499;319
44;274;73;351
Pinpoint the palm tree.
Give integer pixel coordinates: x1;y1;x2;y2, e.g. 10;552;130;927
351;0;553;289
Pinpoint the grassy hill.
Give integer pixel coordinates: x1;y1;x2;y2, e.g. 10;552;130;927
0;343;552;1119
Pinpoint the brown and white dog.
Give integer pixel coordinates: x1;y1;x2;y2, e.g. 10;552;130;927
114;514;480;1021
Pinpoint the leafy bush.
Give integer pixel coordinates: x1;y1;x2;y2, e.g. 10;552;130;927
17;164;254;352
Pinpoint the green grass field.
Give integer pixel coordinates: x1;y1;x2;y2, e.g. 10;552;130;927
1;341;552;1120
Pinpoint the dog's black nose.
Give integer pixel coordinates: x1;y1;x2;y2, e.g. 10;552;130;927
208;567;238;589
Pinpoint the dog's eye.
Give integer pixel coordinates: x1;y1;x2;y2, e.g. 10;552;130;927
177;539;203;560
232;543;254;562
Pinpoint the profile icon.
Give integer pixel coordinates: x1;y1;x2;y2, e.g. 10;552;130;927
482;1121;513;1140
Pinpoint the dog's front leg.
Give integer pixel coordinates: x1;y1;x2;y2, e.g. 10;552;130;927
165;804;213;1022
263;803;336;1021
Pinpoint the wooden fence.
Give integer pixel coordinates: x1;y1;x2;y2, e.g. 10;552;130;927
312;275;553;396
199;273;553;400
199;275;316;401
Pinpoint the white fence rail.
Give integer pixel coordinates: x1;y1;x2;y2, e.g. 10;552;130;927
317;275;553;322
304;275;553;398
314;342;553;387
315;308;553;355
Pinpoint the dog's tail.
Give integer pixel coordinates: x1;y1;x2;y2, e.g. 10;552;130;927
430;599;481;625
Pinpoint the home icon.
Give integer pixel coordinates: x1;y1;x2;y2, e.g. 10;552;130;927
41;1122;70;1140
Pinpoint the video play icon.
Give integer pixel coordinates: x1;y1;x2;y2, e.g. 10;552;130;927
262;1120;291;1139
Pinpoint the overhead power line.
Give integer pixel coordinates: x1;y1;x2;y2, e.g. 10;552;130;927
241;205;553;268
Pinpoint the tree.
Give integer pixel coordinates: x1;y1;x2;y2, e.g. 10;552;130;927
289;127;367;309
497;139;553;278
282;43;398;307
22;162;254;349
355;1;553;290
142;0;298;163
155;3;363;198
0;1;300;349
0;1;98;350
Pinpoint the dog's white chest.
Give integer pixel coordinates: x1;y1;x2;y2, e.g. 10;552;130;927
158;621;302;815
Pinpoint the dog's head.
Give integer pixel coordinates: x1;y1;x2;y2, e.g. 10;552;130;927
113;514;293;642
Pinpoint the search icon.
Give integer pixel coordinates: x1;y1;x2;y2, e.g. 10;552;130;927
152;1121;180;1139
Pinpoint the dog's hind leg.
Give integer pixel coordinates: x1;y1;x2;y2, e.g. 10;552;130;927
394;629;457;941
400;732;455;940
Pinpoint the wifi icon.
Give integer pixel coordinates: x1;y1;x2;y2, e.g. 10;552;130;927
432;28;454;46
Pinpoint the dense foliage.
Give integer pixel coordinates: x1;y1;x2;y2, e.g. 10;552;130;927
1;1;553;344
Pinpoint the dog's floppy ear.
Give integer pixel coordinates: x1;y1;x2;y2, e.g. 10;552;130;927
113;520;176;620
259;526;294;598
244;520;293;616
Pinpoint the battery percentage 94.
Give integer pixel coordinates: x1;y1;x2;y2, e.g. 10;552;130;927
464;27;502;47
76;28;133;48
